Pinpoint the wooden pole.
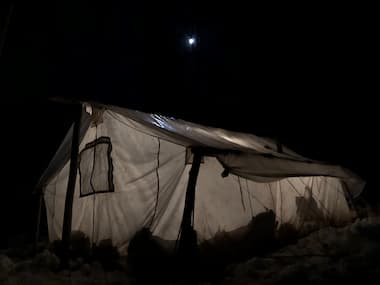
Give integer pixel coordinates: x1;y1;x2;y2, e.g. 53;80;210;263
178;149;202;258
0;3;14;57
61;104;82;262
275;135;283;153
34;191;43;253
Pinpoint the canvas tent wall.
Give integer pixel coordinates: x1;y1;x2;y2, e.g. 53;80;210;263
38;103;365;255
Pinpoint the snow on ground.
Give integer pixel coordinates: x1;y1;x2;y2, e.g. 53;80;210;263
1;249;134;285
1;217;380;284
221;217;380;284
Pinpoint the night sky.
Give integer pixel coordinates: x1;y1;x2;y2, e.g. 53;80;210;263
0;1;377;245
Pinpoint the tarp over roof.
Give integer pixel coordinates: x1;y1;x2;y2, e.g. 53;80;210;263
38;102;365;198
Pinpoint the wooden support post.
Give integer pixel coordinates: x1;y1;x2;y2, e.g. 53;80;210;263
34;191;43;253
342;182;360;220
0;3;14;57
276;136;283;153
61;104;82;262
178;149;202;259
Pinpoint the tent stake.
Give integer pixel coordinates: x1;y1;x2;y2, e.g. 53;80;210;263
62;104;82;264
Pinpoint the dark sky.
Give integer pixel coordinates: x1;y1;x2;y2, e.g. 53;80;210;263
0;1;377;241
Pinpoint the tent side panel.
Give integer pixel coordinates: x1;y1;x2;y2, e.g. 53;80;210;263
45;110;189;254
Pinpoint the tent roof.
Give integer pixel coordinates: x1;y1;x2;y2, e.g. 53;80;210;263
106;104;304;159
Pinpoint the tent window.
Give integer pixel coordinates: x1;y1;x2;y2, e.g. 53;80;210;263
79;136;114;197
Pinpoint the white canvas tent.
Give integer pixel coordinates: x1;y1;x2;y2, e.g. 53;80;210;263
38;103;365;255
